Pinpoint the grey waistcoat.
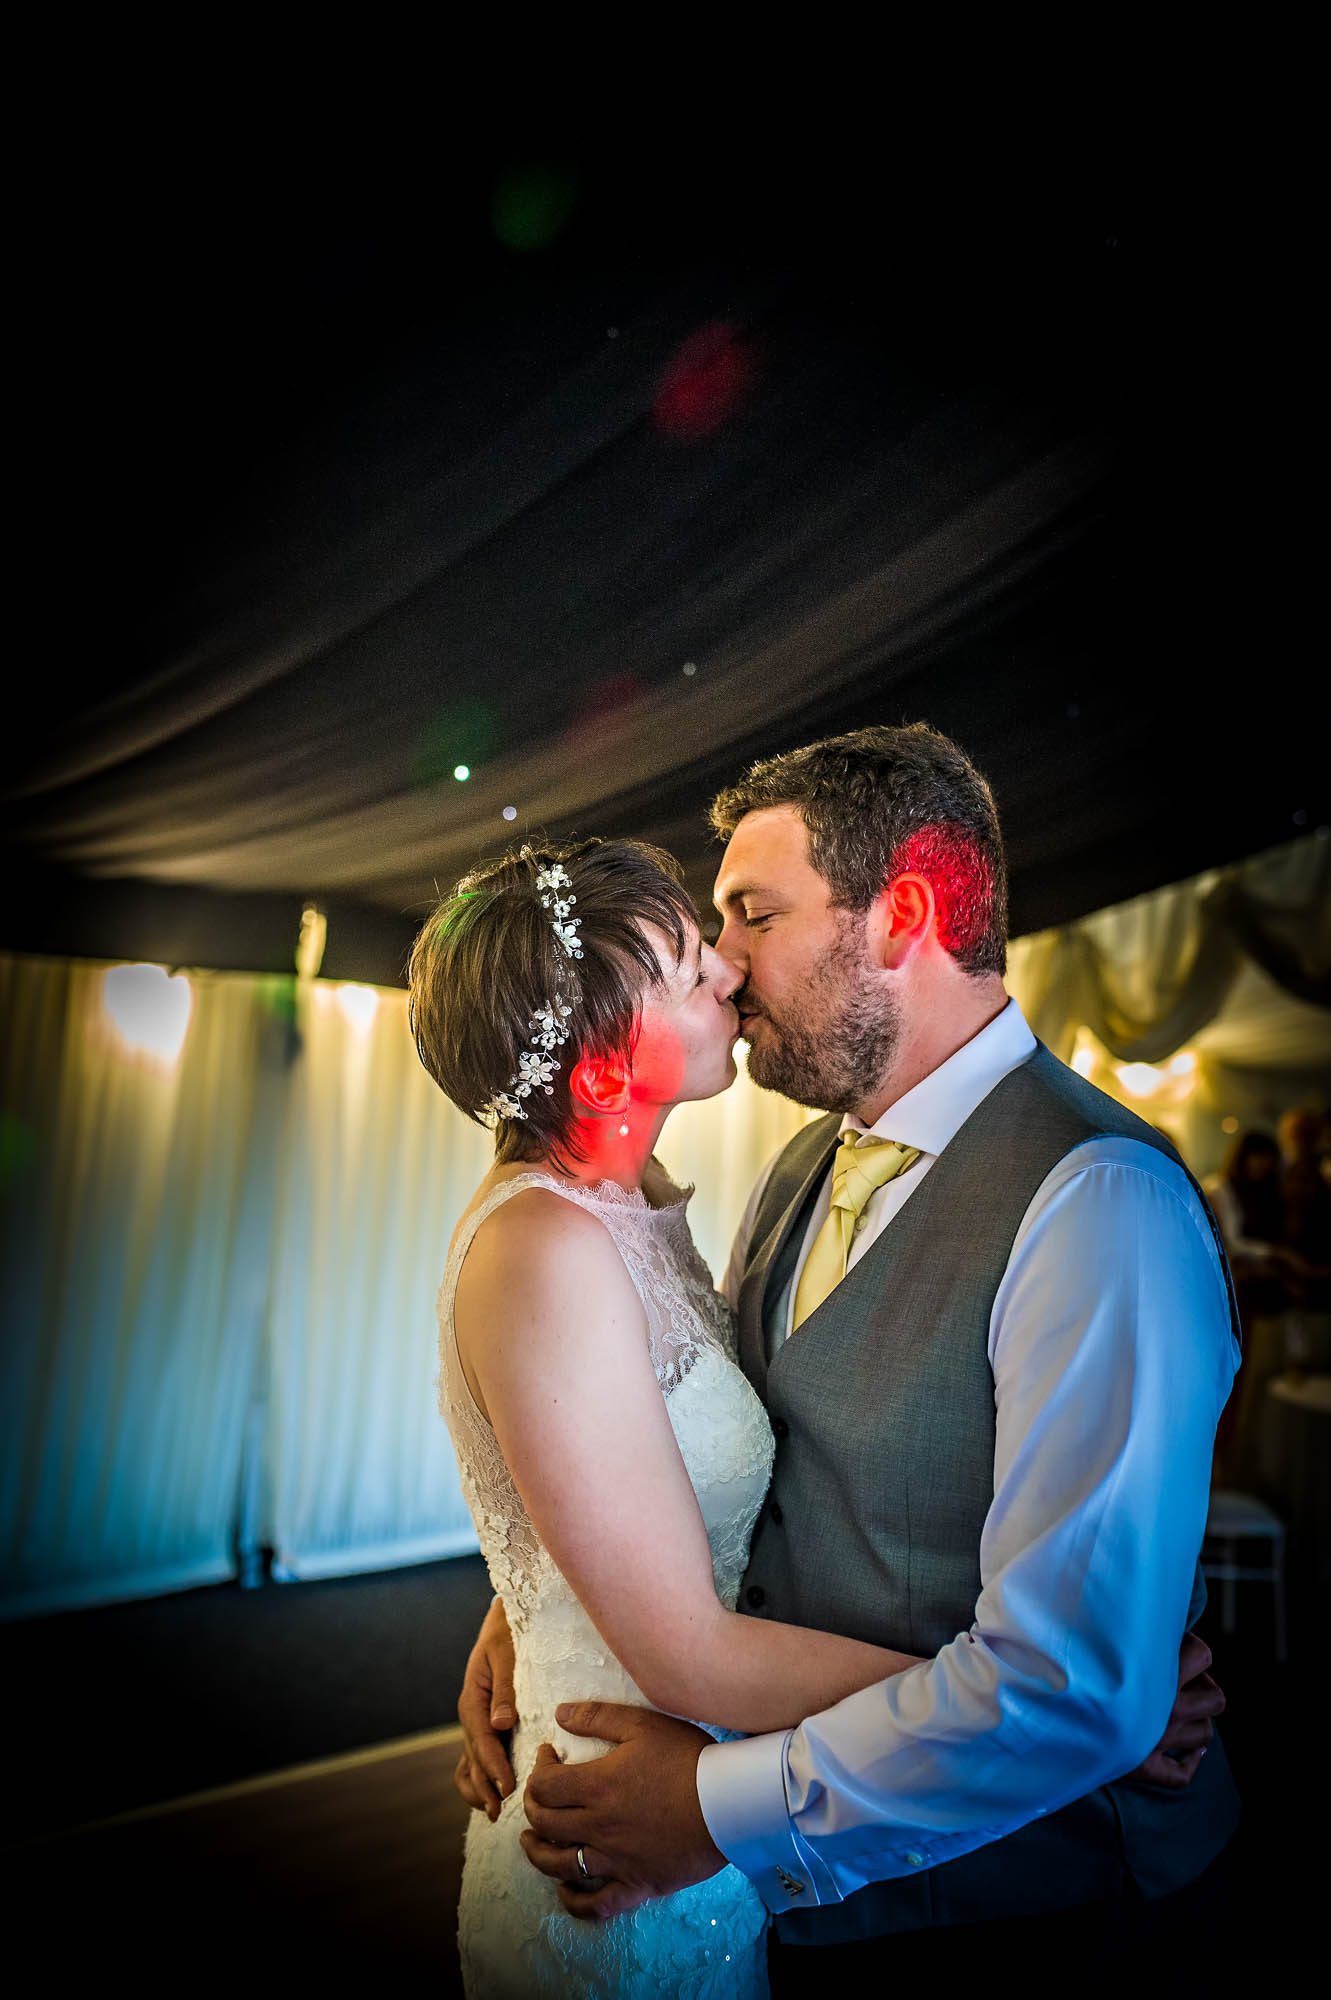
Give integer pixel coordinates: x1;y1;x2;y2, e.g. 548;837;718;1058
737;1042;1240;1944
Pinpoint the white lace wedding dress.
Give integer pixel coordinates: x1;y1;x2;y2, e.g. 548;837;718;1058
437;1166;775;1998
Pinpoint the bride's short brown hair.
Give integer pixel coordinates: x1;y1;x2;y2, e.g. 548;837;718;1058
407;837;696;1166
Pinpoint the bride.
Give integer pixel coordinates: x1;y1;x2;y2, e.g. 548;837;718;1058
408;838;920;1998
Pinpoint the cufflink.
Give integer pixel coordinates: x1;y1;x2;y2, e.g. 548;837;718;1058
775;1866;806;1896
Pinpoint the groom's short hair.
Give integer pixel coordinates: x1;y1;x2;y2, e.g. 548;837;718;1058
709;723;1008;976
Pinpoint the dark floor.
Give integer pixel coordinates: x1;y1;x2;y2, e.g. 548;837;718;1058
3;1552;495;1842
4;1547;1325;1976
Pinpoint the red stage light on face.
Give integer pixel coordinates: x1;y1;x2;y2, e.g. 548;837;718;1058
652;322;755;438
629;1015;688;1104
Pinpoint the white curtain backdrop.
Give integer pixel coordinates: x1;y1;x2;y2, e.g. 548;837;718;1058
0;957;283;1615
4;832;1326;1615
263;980;493;1581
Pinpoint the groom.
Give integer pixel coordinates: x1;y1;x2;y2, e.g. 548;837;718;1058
459;724;1240;1977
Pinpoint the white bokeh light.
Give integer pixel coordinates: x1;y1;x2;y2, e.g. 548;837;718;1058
101;964;194;1065
1114;1049;1199;1104
1115;1062;1163;1099
334;984;380;1034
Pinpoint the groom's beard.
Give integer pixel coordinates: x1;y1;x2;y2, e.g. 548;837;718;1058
742;917;902;1114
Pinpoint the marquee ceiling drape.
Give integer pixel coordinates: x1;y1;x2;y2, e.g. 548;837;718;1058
6;141;1321;984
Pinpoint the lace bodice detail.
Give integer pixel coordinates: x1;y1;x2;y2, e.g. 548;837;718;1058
438;1166;771;1638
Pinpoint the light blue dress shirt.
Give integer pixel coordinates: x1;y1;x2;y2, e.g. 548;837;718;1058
700;1000;1239;1912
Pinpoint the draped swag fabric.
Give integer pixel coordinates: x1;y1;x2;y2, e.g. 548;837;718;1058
1007;834;1331;1168
3;835;1325;1616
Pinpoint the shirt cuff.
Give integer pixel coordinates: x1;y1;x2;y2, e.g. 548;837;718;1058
697;1731;843;1912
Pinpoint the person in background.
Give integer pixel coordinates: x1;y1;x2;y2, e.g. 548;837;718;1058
1204;1132;1291;1477
1278;1108;1331;1309
1277;1108;1331;1375
1204;1132;1289;1309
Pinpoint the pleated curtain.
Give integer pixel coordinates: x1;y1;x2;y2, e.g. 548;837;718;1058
262;982;494;1581
0;957;282;1614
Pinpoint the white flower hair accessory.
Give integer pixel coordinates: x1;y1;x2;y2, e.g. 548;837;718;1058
531;999;574;1049
488;1089;528;1121
483;995;573;1122
484;849;584;1124
534;862;584;960
485;1000;571;1128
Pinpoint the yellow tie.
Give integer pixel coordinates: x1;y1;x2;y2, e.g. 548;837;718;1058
790;1133;921;1332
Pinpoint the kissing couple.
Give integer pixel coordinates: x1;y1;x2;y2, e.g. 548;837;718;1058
409;723;1240;1997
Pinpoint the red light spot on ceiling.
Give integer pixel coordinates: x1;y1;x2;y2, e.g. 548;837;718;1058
653;322;755;438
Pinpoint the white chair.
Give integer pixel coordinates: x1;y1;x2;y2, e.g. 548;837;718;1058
1201;1488;1288;1663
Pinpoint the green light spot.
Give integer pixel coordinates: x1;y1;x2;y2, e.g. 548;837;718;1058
414;700;499;791
454;764;470;782
492;163;579;252
0;1113;36;1193
436;889;490;941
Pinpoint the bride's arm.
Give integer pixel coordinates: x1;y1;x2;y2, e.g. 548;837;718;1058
455;1189;921;1738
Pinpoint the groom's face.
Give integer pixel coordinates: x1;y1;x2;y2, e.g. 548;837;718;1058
712;805;902;1114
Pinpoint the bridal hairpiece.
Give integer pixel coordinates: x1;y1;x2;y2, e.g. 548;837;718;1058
534;861;584;962
484;855;582;1123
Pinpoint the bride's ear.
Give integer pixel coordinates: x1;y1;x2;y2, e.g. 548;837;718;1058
568;1054;633;1115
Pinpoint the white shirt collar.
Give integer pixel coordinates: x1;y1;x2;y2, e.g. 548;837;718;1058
840;997;1037;1159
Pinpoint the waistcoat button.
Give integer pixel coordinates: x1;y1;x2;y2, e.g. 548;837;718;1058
773;1418;789;1439
769;1500;784;1525
746;1585;766;1609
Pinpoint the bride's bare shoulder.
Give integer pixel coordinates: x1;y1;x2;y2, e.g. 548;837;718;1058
457;1181;623;1298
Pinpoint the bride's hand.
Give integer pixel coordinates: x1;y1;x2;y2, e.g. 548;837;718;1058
1127;1628;1224;1788
456;1597;518;1820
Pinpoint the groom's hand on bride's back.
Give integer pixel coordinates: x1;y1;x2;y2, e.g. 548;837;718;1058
455;1597;518;1820
1128;1629;1225;1788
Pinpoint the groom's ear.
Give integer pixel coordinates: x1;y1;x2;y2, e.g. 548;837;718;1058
873;872;937;965
569;1055;633;1115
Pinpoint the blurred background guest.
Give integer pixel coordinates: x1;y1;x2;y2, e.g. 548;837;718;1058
1277;1108;1331;1375
1278;1109;1331;1305
1206;1131;1288;1306
1206;1131;1295;1481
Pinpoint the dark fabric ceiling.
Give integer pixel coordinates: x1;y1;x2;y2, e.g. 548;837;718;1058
6;135;1321;985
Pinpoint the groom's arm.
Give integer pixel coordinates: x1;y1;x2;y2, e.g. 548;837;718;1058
525;1140;1237;1915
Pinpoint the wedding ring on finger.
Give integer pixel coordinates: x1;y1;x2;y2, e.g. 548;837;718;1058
576;1845;591;1879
